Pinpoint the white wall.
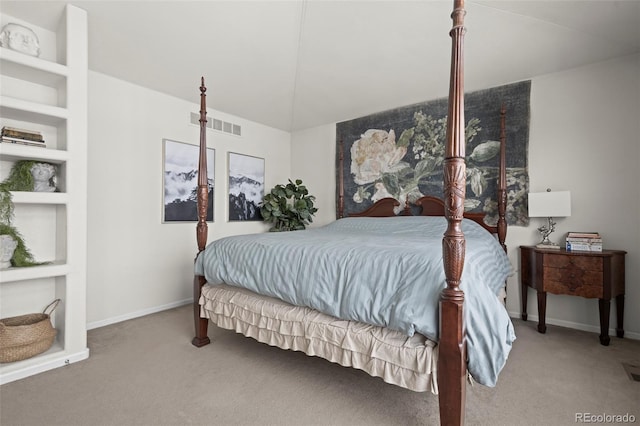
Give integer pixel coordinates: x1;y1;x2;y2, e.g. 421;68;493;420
290;53;640;339
86;72;291;327
290;125;337;227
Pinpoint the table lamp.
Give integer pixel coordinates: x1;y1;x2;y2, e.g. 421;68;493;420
528;189;571;249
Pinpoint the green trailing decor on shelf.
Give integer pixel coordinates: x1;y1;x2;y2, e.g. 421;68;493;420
260;179;318;232
1;160;37;224
0;223;45;267
0;161;54;267
0;160;57;223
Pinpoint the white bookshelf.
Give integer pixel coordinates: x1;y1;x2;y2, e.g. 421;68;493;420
0;5;89;384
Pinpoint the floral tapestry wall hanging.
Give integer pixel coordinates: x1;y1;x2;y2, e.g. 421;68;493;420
336;80;530;226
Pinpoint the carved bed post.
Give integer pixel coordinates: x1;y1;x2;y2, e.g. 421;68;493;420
438;1;467;425
497;104;508;253
192;77;211;347
337;138;345;219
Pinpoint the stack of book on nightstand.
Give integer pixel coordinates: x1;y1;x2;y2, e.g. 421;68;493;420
1;126;46;148
566;231;602;252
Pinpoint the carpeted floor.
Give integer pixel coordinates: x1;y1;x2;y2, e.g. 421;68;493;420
1;305;638;426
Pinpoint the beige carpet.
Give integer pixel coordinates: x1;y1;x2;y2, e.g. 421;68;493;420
1;305;638;426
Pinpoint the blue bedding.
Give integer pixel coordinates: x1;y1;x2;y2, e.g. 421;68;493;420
195;216;515;386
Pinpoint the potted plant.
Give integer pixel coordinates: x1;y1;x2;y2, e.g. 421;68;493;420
260;179;318;232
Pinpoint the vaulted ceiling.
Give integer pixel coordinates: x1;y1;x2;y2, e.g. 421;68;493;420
2;1;639;132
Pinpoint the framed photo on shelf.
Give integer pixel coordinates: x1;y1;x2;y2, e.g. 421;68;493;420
162;139;214;223
228;152;264;221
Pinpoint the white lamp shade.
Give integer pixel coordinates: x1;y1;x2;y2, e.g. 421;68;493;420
528;191;571;218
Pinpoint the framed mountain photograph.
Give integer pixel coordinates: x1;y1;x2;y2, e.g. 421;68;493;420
228;152;264;221
162;139;214;222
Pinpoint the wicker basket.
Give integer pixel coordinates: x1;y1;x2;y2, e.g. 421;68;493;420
0;299;59;363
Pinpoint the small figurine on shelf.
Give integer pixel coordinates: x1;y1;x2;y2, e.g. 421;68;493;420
30;163;57;192
0;23;40;57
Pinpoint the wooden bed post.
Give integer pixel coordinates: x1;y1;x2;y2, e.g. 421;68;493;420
192;77;211;347
337;138;345;219
497;104;508;253
439;1;467;425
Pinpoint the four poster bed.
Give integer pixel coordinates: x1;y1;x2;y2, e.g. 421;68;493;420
191;1;515;424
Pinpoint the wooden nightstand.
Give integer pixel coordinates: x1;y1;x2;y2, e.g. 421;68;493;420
519;245;626;346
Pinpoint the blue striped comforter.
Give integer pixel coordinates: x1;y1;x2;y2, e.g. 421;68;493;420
195;216;515;386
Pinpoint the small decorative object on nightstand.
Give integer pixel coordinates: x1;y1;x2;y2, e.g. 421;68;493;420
528;189;571;249
520;245;626;346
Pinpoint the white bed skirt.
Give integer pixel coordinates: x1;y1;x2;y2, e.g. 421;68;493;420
200;283;438;394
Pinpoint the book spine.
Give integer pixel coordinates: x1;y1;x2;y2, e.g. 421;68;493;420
566;241;603;252
567;232;600;239
1;131;44;142
1;136;45;144
566;237;603;243
2;125;42;134
0;139;47;148
2;132;44;142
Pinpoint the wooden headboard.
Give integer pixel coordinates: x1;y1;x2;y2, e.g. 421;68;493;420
348;195;502;237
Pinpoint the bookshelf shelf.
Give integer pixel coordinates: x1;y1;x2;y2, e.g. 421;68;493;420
0;47;68;88
0;143;69;163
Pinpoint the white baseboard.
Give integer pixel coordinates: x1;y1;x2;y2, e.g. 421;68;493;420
0;347;90;385
508;310;640;341
87;299;192;330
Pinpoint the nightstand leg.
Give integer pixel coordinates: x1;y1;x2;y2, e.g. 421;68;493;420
521;283;528;321
615;294;624;338
536;291;546;333
598;299;611;346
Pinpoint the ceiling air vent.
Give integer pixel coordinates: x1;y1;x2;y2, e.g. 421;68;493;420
190;113;241;137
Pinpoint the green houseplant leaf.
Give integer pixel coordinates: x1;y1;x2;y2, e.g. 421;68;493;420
259;179;318;232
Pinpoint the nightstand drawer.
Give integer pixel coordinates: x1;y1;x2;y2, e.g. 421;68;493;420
543;256;604;297
543;276;603;298
544;254;603;272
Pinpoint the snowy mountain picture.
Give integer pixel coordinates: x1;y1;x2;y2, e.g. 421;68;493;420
228;152;264;221
163;139;214;222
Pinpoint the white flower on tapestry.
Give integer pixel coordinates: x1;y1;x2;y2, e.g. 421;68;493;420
349;113;485;210
371;182;393;202
350;129;408;185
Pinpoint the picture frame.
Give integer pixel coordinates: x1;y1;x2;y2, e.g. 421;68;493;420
228;152;264;221
162;139;214;223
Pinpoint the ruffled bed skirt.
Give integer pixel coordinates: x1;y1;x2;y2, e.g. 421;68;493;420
200;283;438;394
